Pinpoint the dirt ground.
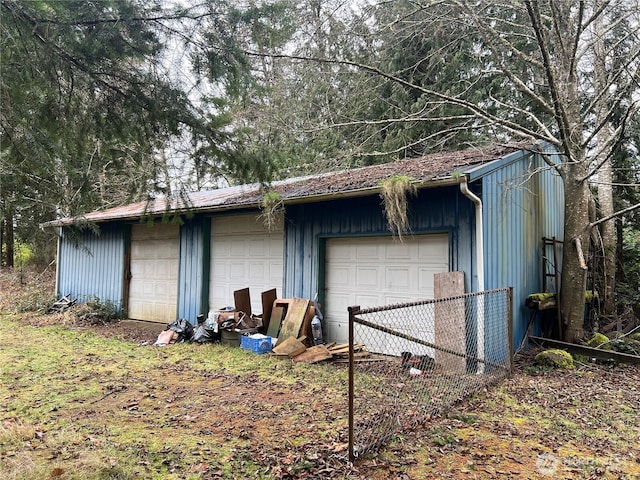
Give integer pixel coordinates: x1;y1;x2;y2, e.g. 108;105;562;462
6;312;638;480
2;269;639;479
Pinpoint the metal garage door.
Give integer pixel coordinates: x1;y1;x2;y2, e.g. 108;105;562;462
324;234;450;346
209;214;284;314
128;223;180;322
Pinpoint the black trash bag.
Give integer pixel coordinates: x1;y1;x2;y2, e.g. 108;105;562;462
167;318;194;343
192;323;217;343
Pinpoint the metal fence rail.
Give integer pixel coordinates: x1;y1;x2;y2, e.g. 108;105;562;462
347;288;513;460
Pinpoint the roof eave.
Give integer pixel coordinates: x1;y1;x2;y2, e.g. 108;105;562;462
40;175;468;228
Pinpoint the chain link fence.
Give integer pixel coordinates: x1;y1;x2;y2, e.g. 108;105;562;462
347;288;513;460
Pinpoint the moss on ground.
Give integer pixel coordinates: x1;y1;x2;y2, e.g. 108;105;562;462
534;349;575;369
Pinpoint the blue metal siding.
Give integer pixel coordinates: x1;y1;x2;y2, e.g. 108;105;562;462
481;150;564;349
284;186;475;304
177;217;211;323
57;223;126;310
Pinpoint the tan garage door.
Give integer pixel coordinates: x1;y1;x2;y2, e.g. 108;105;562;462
324;234;449;349
209;214;284;314
128;223;179;322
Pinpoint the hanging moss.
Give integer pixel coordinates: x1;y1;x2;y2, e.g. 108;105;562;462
379;175;417;241
260;191;283;232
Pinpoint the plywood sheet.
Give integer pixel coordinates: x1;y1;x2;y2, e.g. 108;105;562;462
266;305;284;338
434;271;466;373
276;298;310;343
260;288;277;334
234;287;252;317
271;336;306;357
293;345;333;363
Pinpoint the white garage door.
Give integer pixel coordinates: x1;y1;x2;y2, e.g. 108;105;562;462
209;214;284;314
324;234;449;350
129;223;179;322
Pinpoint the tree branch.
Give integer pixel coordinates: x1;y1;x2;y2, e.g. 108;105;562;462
589;202;640;229
242;49;558;145
523;0;574;159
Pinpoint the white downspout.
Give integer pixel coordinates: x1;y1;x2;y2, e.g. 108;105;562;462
460;179;485;373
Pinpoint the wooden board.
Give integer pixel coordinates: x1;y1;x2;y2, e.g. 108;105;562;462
434;271;466;373
301;304;316;345
292;344;333;363
530;336;640;365
276;298;310;343
272;336;307;357
260;288;277;334
234;288;252;317
266;305;284;338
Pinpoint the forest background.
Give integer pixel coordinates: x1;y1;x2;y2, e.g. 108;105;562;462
1;0;639;339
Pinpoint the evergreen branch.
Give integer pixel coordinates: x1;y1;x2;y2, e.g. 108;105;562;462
241;49;556;145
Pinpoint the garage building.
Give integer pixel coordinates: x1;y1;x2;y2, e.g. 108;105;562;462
45;143;564;349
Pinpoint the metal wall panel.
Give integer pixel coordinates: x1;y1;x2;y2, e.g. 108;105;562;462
481;150;564;349
284;186;475;306
57;223;126;310
177;217;211;323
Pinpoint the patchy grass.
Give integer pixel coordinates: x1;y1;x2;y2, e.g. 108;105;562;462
1;314;639;479
1;269;639;479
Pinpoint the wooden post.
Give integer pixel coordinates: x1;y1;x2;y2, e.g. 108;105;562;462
434;272;466;373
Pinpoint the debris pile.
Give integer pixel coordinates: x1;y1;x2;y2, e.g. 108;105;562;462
46;294;76;314
151;286;374;365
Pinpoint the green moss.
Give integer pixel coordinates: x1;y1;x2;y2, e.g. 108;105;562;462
534;349;574;369
587;332;610;349
584;290;599;303
572;354;590;364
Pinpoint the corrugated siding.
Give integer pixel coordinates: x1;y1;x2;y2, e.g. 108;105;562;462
57;223;126;310
482;150;564;349
284;186;475;305
177;217;211;323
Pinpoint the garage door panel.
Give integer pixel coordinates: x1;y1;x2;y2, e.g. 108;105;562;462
383;294;414;305
330;245;351;260
418;240;448;259
356;267;379;288
386;267;412;288
386;243;411;259
210;215;284;314
328;265;351;286
356;243;379;259
354;293;382;308
269;239;283;256
229;262;246;279
128;223;179;322
268;263;283;283
325;234;449;352
230;241;247;257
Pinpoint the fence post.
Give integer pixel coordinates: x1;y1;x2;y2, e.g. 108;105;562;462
347;305;360;462
507;287;514;373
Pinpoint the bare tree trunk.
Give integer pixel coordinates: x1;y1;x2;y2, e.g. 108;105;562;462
593;7;616;317
0;218;4;268
560;174;591;342
4;212;14;268
597;157;616;315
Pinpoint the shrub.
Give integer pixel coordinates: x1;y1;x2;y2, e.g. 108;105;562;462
0;268;56;314
64;299;122;325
